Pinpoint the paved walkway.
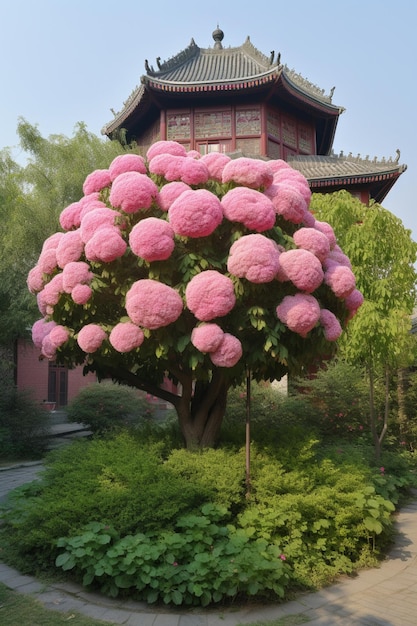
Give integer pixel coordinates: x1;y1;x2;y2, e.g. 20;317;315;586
1;459;417;624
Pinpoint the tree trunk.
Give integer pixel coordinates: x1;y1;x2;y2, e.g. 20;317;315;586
174;369;229;449
397;367;409;437
367;364;381;461
105;363;229;449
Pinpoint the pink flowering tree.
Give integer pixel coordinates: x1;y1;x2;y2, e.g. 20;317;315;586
28;142;362;448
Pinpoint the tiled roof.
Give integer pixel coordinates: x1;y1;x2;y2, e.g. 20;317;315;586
143;34;336;107
288;153;407;203
288;153;406;181
102;29;340;136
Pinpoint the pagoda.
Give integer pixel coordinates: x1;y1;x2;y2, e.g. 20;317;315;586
102;28;406;204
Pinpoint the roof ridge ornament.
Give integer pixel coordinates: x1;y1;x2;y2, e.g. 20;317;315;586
212;26;224;49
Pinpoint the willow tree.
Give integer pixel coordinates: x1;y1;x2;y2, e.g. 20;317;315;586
28;142;362;448
311;190;417;458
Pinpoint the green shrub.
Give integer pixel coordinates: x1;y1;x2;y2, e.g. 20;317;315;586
55;504;290;605
238;447;395;588
292;360;371;440
0;387;49;459
0;433;210;571
1;424;414;604
66;383;155;434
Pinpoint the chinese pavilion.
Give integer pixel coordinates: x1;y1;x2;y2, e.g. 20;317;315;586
102;28;406;205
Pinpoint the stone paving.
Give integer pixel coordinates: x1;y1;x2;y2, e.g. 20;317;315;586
1;448;417;624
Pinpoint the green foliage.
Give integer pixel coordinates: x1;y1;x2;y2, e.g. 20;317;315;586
310;191;417;368
66;382;156;434
55;504;289;605
0;386;49;459
238;447;395;588
2;422;413;603
292;359;370;440
0;434;209;571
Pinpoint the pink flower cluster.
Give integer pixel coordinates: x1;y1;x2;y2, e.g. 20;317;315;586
185;271;236;321
168;189;223;237
129;217;175;261
28;139;362;364
227;234;281;283
191;324;242;367
125;279;183;329
221;188;276;232
277;294;321;338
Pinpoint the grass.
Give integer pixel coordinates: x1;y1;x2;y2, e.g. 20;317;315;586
0;580;311;626
0;583;117;626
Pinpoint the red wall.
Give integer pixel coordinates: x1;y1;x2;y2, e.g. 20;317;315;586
16;338;96;406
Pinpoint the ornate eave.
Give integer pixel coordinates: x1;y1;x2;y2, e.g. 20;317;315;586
288;153;407;204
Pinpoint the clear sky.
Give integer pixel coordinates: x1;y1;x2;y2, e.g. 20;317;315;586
1;0;416;239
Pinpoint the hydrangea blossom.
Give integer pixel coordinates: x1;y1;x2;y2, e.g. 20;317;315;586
37;248;58;275
109;322;145;353
158;181;191;211
293;227;330;262
71;283;93;305
185;271;236;321
180;158;209;185
109;154;146;180
109;171;159;213
40;273;64;308
313;220;337;248
59;202;83;231
80;207;122;244
222;157;273;189
200;153;231;181
221;188;276;232
62;261;93;294
41;334;57;360
126;279;183;329
27;265;45;294
146;140;188;161
32;319;57;349
149;153;184;181
324;264;356;298
56;230;84;268
191;323;225;353
77;324;107;353
272;169;312;205
129;217;174;261
83;169;112;195
79;198;108;221
320;309;343;341
41;232;64;251
85;227;127;263
227;234;281;283
323;245;352;269
345;289;365;319
278;249;324;293
49;325;70;348
169;189;223;237
276;293;321;337
264;184;308;224
210;333;243;367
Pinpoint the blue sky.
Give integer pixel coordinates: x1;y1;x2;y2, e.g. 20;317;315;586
1;0;416;240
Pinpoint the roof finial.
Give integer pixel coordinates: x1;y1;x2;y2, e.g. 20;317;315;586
212;25;224;49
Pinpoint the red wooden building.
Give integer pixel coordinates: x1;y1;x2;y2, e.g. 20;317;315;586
17;28;406;408
103;28;406;205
